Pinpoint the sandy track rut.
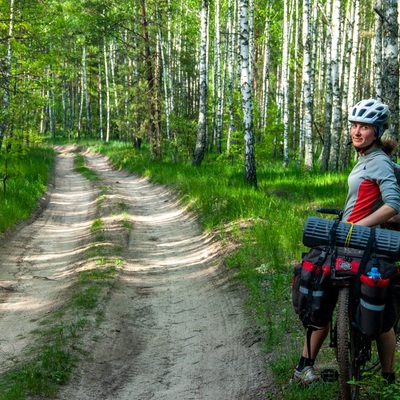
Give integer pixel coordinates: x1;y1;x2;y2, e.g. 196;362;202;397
0;147;271;399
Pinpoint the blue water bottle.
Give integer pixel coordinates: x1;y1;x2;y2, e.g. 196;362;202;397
367;267;381;280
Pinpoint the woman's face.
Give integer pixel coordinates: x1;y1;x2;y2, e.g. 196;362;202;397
350;122;377;150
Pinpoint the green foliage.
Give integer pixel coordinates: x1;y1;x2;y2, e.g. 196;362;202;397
356;371;400;399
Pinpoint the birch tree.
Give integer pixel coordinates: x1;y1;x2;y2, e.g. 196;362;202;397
140;0;161;158
301;0;314;169
339;0;355;168
214;0;223;154
259;8;270;140
239;0;257;186
320;0;332;171
374;0;383;98
280;0;290;167
0;0;15;149
192;0;209;166
328;0;342;171
380;0;398;142
103;38;111;142
226;0;236;153
157;10;175;162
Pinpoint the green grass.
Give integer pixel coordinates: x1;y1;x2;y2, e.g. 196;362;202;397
0;146;55;232
74;153;101;181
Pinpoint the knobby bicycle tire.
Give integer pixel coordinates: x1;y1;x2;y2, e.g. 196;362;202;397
336;286;360;400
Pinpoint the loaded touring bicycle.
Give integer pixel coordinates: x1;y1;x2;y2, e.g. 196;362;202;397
293;209;400;400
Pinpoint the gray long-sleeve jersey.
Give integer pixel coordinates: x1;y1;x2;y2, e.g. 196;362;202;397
341;148;400;223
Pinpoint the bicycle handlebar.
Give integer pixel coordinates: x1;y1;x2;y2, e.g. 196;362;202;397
316;208;343;215
317;208;344;220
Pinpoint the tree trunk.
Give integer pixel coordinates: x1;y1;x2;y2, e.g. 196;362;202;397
157;9;175;162
83;47;92;138
339;0;355;169
110;41;120;140
381;0;399;142
226;0;236;153
302;0;314;169
78;67;84;140
48;70;56;139
0;0;14;149
320;0;332;171
259;8;270;141
280;0;290;167
103;38;110;142
239;0;257;187
98;56;104;141
374;0;383;98
215;0;223;154
192;0;209;166
328;0;342;171
140;0;159;158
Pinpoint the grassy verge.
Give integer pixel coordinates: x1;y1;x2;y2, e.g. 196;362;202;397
0;146;55;233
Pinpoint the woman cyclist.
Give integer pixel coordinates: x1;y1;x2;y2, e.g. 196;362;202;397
292;98;400;385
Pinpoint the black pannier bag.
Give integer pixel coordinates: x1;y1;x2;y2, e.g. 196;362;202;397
356;273;390;339
292;246;337;328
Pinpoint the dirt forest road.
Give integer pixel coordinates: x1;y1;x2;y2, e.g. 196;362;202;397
0;146;275;399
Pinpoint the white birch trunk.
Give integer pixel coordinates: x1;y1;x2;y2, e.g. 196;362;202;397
77;70;84;140
167;0;174;112
280;0;290;167
259;10;270;135
302;0;314;169
339;0;355;168
157;14;174;161
321;0;332;171
98;56;104;141
239;0;257;186
83;46;92;137
349;0;360;106
227;0;236;152
103;38;110;142
374;0;383;98
215;0;223;154
192;0;209;166
0;0;14;148
328;0;342;170
248;0;254;89
109;40;120;139
47;67;56;139
381;0;399;141
292;0;300;156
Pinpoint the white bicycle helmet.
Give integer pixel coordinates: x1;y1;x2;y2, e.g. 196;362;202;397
348;98;390;138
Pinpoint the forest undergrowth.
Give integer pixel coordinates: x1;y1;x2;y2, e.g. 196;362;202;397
1;140;400;399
